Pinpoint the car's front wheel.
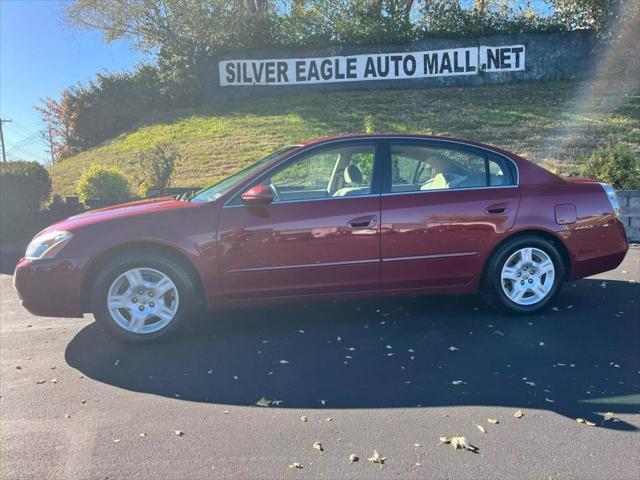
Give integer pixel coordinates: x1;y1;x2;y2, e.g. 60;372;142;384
91;252;198;343
483;235;566;315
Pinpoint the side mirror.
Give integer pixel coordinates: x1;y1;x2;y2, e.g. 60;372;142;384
241;184;273;206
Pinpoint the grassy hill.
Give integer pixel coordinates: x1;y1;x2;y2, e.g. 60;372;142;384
49;80;640;196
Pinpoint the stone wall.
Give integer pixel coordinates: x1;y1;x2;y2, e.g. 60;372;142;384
617;190;640;242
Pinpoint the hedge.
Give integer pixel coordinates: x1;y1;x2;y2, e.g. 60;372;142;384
0;161;52;245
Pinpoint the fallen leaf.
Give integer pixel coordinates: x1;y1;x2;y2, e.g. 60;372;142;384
585;420;596;426
367;450;386;468
256;397;271;407
439;436;477;452
36;379;45;384
313;441;323;452
474;423;486;434
112;438;121;443
604;412;615;422
300;416;308;422
139;433;147;437
576;418;586;423
223;410;229;414
288;462;303;469
514;410;524;418
50;378;58;384
175;430;185;436
349;453;359;463
413;443;422;447
487;418;499;424
325;417;333;422
448;346;459;351
64;414;71;418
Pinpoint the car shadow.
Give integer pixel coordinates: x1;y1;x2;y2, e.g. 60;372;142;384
65;278;640;430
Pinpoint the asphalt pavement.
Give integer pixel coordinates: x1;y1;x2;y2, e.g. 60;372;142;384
1;248;639;479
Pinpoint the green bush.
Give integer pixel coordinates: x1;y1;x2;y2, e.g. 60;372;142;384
77;166;132;200
0;161;52;244
580;145;640;190
135;143;179;197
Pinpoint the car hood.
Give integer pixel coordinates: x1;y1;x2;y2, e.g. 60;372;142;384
41;197;199;234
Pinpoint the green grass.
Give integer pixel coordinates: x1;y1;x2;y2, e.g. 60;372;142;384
49;80;640;195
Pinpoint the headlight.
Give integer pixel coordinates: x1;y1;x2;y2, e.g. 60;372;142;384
25;231;74;260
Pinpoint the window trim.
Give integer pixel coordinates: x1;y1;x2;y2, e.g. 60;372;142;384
381;138;518;195
224;140;384;207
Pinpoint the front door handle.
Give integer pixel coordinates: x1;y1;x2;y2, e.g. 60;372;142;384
347;215;377;229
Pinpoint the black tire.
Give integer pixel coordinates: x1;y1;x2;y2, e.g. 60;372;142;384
482;235;566;315
91;251;199;344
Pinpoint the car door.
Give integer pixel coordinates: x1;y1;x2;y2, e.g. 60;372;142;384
218;141;382;299
380;139;520;290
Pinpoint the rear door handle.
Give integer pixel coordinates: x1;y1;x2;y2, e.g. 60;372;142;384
484;203;510;215
347;215;377;229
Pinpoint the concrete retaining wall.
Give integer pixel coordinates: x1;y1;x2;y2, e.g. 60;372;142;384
204;30;598;102
617;190;640;242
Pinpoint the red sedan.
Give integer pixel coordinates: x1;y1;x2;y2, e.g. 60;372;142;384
14;135;628;343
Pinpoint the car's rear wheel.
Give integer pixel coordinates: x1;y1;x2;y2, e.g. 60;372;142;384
483;235;565;315
91;252;198;343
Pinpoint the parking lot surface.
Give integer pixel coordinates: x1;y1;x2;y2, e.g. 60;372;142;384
1;247;639;479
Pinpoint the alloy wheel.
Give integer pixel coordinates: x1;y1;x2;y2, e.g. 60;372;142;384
500;247;555;306
107;267;180;334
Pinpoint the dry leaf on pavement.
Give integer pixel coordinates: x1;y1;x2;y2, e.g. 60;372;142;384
256;397;271;407
313;441;323;452
514;410;524;418
175;430;185;436
474;423;486;434
288;462;303;469
368;450;386;468
300;416;308;422
439;436;477;452
487;418;499;424
349;453;359;463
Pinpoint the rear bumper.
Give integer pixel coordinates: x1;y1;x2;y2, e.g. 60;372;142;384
14;257;87;318
569;218;629;280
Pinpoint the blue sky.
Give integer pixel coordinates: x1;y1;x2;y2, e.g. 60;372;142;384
0;0;143;163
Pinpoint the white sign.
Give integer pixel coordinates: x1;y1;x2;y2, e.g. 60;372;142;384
219;45;525;87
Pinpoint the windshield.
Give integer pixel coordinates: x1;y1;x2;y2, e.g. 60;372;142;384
190;146;301;202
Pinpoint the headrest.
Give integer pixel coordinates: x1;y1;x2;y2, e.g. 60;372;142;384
344;164;363;185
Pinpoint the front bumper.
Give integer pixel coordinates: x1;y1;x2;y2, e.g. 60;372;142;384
14;257;87;318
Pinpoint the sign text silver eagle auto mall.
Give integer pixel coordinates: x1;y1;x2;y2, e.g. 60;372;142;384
219;45;525;86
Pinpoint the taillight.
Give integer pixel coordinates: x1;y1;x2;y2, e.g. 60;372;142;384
599;183;620;217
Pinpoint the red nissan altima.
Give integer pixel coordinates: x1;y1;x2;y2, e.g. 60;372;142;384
14;135;628;343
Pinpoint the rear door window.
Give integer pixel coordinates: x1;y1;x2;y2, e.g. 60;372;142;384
388;142;514;193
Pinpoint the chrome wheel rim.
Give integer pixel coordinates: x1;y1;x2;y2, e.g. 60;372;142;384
501;247;555;306
107;267;180;334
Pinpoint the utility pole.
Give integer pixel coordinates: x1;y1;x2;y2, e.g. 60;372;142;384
0;118;12;163
42;124;55;164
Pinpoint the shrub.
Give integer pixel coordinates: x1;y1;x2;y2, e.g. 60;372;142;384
77;166;132;200
0;161;52;244
134;143;179;197
580;145;640;190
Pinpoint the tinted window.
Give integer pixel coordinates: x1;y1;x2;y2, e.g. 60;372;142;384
389;143;513;193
